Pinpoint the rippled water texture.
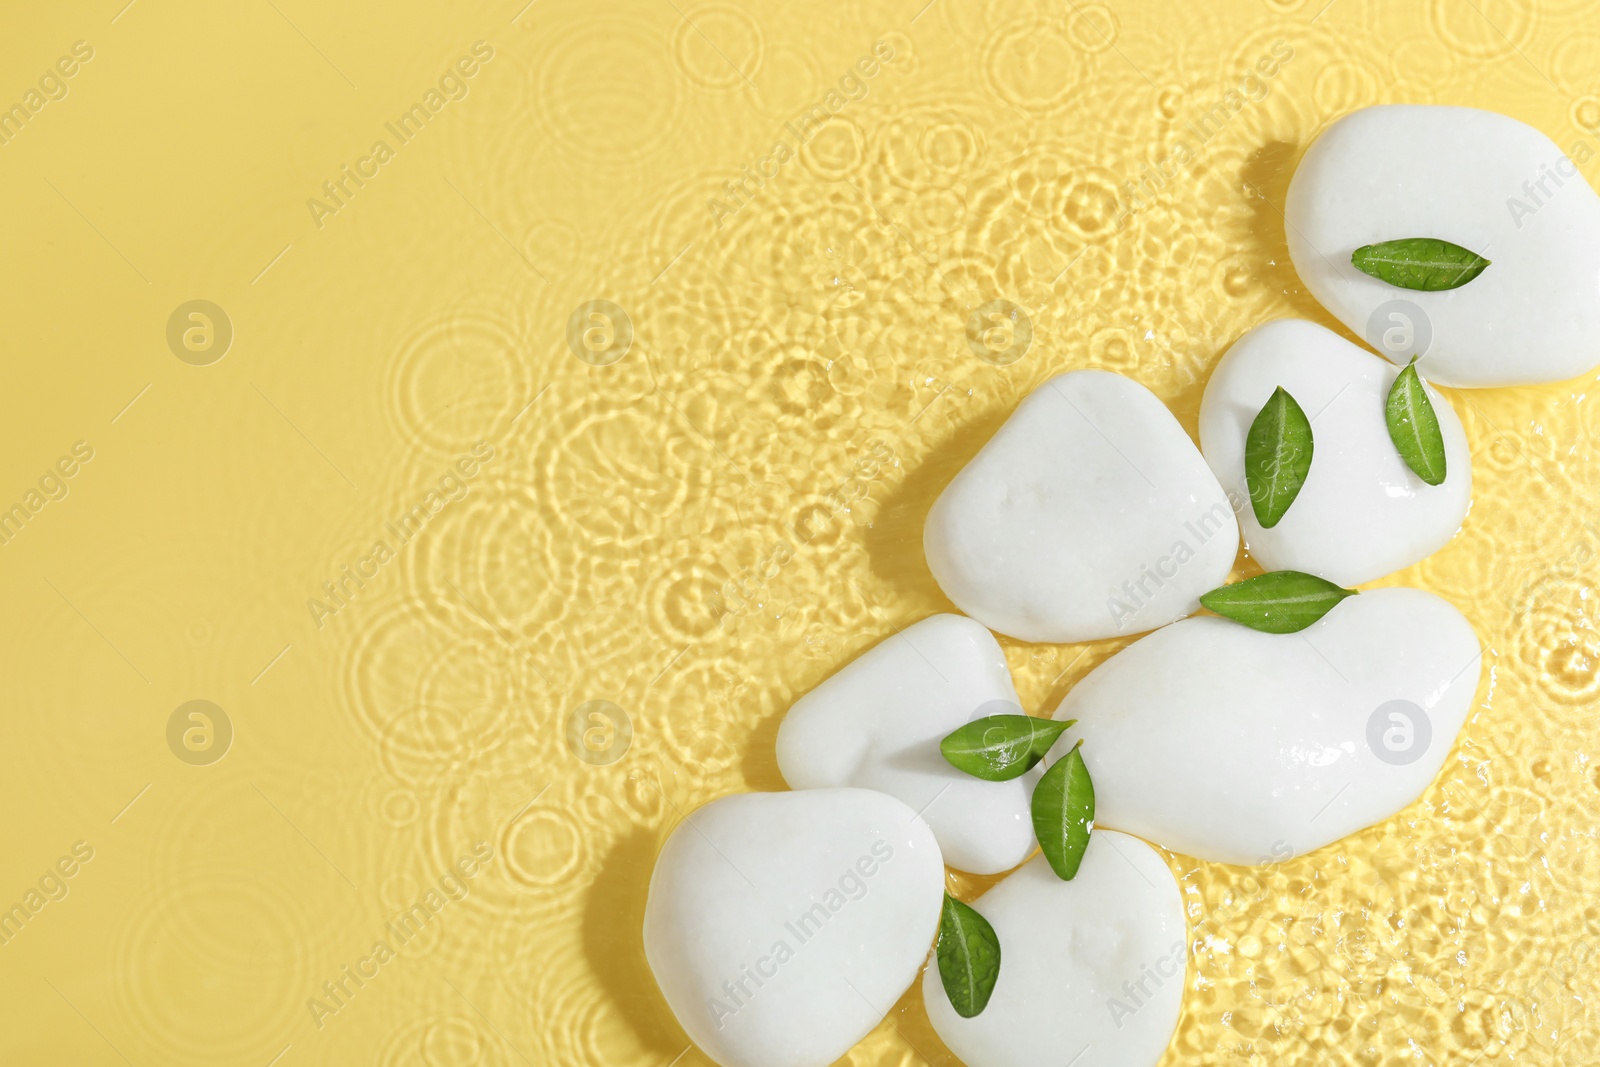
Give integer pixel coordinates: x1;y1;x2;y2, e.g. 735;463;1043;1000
4;0;1600;1063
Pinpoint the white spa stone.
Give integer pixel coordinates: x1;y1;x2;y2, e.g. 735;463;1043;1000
1285;104;1600;387
1051;587;1480;865
1199;318;1472;586
923;832;1186;1067
776;614;1035;875
643;788;944;1067
924;371;1239;644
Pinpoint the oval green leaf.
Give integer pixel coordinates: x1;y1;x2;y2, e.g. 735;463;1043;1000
1245;386;1314;529
1032;741;1094;881
936;892;1001;1018
1386;358;1447;486
1199;570;1357;634
1351;237;1490;291
940;714;1075;782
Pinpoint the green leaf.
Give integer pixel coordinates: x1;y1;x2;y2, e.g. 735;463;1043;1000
936;892;1001;1018
1032;742;1094;881
1199;570;1358;634
1386;357;1447;486
1351;237;1490;291
1245;386;1314;529
940;715;1075;782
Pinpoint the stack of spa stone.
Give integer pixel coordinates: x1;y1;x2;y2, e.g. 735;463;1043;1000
642;105;1600;1067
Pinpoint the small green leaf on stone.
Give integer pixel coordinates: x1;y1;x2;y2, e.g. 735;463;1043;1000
1351;237;1490;291
936;892;1001;1018
1032;742;1094;881
1199;570;1358;634
1386;357;1447;486
1245;386;1314;529
940;715;1074;782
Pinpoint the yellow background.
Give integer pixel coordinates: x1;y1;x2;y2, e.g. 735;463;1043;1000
2;0;1598;1063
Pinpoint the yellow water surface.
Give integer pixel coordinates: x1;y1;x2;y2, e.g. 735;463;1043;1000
3;0;1600;1063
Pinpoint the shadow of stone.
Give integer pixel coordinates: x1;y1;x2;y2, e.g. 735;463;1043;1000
888;964;963;1067
580;827;692;1059
861;402;1012;609
740;703;790;792
1237;139;1356;340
